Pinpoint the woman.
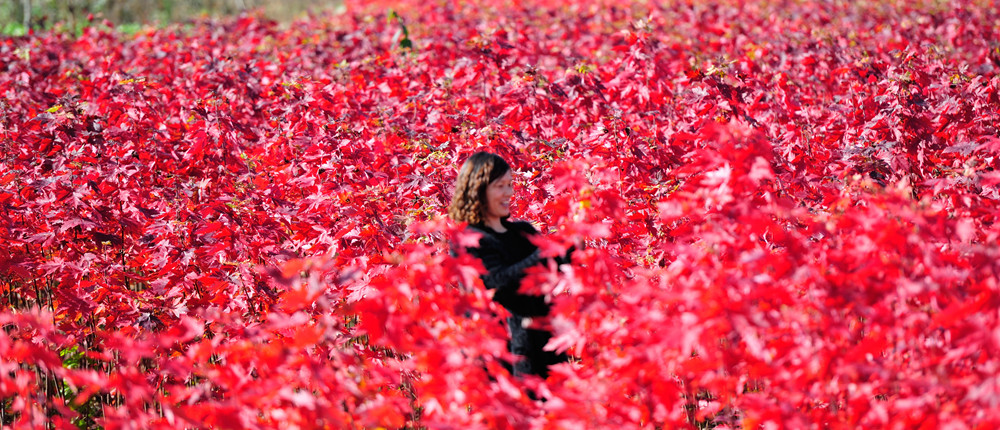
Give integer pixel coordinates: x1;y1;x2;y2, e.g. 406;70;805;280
449;151;567;378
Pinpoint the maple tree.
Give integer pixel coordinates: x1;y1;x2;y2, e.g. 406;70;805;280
1;0;999;428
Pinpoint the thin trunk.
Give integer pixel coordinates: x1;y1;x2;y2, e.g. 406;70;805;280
21;0;31;29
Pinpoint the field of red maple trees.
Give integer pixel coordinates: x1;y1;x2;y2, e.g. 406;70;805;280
2;0;999;428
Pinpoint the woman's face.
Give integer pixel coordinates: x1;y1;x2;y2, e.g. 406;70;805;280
484;170;514;221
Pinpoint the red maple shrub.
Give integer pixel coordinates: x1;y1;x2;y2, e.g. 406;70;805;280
1;0;998;428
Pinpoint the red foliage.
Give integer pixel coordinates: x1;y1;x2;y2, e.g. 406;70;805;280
1;0;999;428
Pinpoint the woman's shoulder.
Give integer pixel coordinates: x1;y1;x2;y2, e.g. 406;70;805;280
464;220;537;242
464;223;500;245
466;220;537;234
501;219;539;234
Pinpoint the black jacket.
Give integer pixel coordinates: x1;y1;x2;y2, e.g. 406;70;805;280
464;219;567;377
464;219;550;317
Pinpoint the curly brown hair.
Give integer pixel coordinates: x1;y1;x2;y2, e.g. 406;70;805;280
449;152;511;225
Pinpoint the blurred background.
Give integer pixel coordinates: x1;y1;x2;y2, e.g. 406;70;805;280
1;0;345;34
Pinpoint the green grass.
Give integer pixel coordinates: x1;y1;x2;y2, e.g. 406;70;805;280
1;22;27;36
1;0;344;36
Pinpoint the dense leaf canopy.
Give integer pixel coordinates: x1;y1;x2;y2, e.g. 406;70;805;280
1;0;999;428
